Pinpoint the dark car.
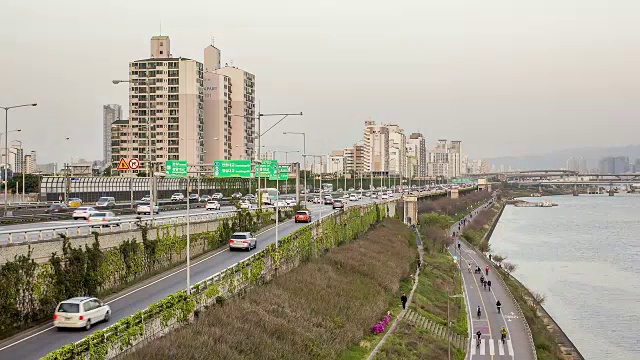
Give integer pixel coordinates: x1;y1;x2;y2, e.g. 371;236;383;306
46;203;68;213
231;192;243;199
324;196;334;205
332;199;345;209
188;194;199;201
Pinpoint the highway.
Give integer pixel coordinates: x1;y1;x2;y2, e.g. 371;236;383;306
450;203;535;359
0;196;386;360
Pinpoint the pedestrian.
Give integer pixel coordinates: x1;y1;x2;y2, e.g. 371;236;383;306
485;265;489;276
489;254;492;262
487;280;492;291
483;280;487;290
400;292;408;310
480;275;485;284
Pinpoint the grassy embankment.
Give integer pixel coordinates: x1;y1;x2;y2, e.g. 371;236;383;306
372;199;487;360
124;218;417;360
461;201;565;360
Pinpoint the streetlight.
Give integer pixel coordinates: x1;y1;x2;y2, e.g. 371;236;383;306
283;132;306;203
306;155;324;198
447;293;464;360
2;103;36;215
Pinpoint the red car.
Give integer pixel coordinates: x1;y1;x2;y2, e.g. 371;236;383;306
295;210;312;223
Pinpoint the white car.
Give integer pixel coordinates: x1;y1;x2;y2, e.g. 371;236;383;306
349;194;358;201
371;193;378;199
212;193;223;200
88;211;121;227
229;232;257;251
171;193;185;201
239;201;251;209
53;297;110;330
206;200;221;210
274;200;287;207
285;199;296;206
136;203;159;215
72;207;97;220
381;194;389;200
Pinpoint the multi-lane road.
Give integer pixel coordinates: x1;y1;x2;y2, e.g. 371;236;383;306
450;203;535;359
0;196;386;360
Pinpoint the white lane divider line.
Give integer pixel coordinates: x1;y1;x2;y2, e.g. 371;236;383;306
471;339;477;355
507;339;514;356
489;338;495;355
479;339;486;355
498;339;505;355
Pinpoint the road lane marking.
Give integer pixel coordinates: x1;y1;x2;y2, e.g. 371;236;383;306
480;339;486;355
489;338;495;355
499;340;505;355
471;339;477;355
507;340;514;356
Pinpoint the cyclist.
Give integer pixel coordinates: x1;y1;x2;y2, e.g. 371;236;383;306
476;330;482;345
476;306;482;319
500;327;508;344
496;300;502;313
468;262;472;273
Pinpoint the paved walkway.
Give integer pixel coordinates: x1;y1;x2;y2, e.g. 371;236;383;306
449;199;536;360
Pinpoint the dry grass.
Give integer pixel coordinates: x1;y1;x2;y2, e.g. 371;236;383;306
124;219;415;360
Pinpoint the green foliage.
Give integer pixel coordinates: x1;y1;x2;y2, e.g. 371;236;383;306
42;201;389;360
3;173;40;193
419;213;453;231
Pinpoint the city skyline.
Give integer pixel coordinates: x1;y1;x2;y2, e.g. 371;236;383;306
4;1;640;167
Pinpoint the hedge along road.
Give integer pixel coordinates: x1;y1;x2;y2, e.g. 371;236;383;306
451;207;535;360
0;197;385;360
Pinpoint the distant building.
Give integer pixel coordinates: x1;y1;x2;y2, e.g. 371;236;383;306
634;159;640;173
407;133;427;178
327;150;345;175
567;157;579;172
103;104;122;165
362;120;389;173
259;151;275;161
427;139;463;179
36;163;57;174
598;156;630;174
24;154;35;174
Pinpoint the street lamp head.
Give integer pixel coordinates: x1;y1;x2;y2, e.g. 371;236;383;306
31;103;37;107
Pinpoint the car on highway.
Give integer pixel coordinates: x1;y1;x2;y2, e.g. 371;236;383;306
285;198;296;206
337;188;343;192
68;198;83;208
274;200;287;207
231;192;243;199
212;193;223;200
136;202;159;215
45;203;68;213
228;232;257;251
171;193;185;201
141;195;151;202
188;194;199;202
199;194;211;202
365;192;371;197
88;211;121;227
371;192;378;199
381;193;389;200
95;197;116;209
312;196;322;204
348;188;355;192
53;297;111;331
205;200;221;210
349;194;358;201
324;196;334;205
295;210;312;223
238;200;251;209
72;206;97;220
387;190;393;196
333;199;345;209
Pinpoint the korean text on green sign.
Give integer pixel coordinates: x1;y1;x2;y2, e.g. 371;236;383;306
165;160;187;178
269;165;289;181
257;160;278;178
213;160;252;178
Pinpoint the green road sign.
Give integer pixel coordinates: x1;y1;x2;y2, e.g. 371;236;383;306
257;160;278;178
213;160;252;178
269;165;289;181
165;160;188;178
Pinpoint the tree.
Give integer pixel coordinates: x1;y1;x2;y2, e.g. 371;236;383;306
103;166;112;176
4;174;40;193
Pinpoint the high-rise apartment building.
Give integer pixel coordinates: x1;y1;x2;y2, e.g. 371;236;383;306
203;43;233;161
259;150;275;161
387;124;407;177
362;120;389;173
111;35;204;175
11;145;24;173
567;157;579;171
24;154;35;174
598;156;630;174
449;140;462;178
428;140;450;178
327;150;345;175
407;133;426;177
103;104;122;165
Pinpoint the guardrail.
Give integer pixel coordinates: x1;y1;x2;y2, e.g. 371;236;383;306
0;206;291;245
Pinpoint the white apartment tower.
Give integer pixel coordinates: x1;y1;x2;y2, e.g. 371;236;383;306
407;132;427;178
386;124;407;177
362;120;389;173
103;104;122;165
111;35;204;175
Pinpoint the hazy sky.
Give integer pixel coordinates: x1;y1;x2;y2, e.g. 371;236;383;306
2;0;639;166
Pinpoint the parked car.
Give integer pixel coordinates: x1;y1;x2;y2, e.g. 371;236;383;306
46;203;69;214
228;232;257;251
72;206;97;220
211;193;223;200
68;198;83;208
188;194;199;202
332;199;345;209
199;194;211;202
171;193;185;201
205;200;221;210
136;202;159;215
95;197;115;209
87;211;120;227
231;192;243;199
53;297;110;331
295;210;312;223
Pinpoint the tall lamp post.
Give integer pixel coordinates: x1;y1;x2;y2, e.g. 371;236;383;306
283;132;306;203
273;150;299;194
447;293;464;360
2;104;36;215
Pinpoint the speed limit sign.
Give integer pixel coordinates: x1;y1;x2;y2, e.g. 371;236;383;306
128;158;140;170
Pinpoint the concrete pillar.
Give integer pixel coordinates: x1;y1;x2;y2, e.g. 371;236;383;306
450;188;459;199
406;195;418;225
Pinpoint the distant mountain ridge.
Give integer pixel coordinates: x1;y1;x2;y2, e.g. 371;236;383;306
486;145;640;171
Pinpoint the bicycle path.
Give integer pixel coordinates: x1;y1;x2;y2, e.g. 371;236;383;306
450;202;535;360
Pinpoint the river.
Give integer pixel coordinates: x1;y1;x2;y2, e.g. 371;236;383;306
490;194;640;360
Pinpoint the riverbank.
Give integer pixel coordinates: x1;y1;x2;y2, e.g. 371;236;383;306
465;200;583;360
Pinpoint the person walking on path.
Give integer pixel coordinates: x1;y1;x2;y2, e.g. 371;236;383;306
489;254;492;262
400;292;408;310
487;280;492;291
485;265;489;276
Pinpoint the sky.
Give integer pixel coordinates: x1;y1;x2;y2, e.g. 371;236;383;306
2;0;639;166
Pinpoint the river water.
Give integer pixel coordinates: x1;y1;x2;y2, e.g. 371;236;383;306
490;194;640;360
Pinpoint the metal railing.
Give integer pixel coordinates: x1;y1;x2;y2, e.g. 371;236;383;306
0;206;290;245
